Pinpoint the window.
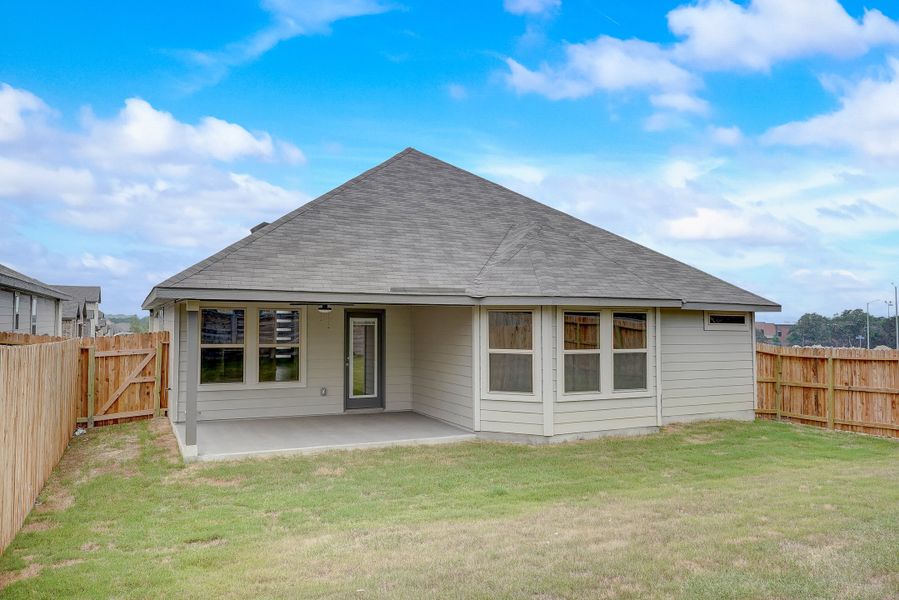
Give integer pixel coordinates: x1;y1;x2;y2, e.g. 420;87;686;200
13;292;19;330
704;311;749;331
613;312;647;391
487;310;534;393
200;308;245;384
562;311;601;393
30;297;37;334
258;309;301;382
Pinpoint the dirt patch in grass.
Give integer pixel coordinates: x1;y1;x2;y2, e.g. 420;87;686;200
312;466;345;477
185;535;227;549
32;484;74;514
0;563;41;590
19;520;56;534
148;417;181;460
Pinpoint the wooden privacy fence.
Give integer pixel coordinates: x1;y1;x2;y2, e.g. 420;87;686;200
756;343;899;438
0;338;81;552
0;331;170;426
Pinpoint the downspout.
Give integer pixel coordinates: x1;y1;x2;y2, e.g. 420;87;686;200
655;307;663;427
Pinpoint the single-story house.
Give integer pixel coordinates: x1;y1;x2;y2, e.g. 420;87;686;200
0;263;70;336
53;285;102;337
143;148;779;460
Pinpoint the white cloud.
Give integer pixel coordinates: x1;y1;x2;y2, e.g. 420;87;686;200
762;58;899;160
668;0;899;72
179;0;392;89
709;125;744;146
0;83;50;142
505;36;698;100
649;92;708;114
79;98;303;165
504;0;560;16
0;83;310;312
77;253;135;277
666;207;796;243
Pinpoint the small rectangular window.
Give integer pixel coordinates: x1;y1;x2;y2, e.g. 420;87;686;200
200;308;245;384
487;310;534;394
30;297;37;334
709;314;746;325
704;311;750;331
612;312;647;391
13;292;20;330
258;309;301;382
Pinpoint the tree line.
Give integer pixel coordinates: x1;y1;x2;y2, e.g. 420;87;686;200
757;309;898;348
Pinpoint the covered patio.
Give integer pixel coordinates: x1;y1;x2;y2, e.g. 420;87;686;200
172;411;475;461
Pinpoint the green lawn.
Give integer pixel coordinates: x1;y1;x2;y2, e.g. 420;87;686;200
1;419;897;599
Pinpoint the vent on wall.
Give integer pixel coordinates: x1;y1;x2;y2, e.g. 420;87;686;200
251;221;269;233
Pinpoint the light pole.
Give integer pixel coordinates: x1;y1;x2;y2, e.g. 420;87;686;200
865;299;881;349
893;283;898;350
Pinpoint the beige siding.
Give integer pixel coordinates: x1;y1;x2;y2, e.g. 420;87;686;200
411;306;473;430
0;290;13;331
175;304;413;422
480;399;544;435
660;309;755;423
35;297;57;335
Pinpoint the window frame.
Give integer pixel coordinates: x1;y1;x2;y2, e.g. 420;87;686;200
703;311;749;332
480;307;541;401
257;307;304;384
13;292;20;330
556;307;653;402
196;302;307;391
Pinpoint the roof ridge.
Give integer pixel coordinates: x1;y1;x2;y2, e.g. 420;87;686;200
158;147;417;289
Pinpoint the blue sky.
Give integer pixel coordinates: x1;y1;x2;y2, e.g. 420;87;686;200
2;0;899;320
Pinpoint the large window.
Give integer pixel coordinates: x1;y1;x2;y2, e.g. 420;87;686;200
487;310;534;393
258;309;301;382
562;311;601;393
200;308;245;384
613;312;647;391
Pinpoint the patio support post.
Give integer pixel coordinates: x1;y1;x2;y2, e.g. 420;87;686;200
541;305;554;437
185;304;199;452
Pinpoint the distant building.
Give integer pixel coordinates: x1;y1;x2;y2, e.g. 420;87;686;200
0;263;70;335
53;285;102;337
756;321;793;343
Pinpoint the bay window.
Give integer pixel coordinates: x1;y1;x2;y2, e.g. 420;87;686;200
200;308;245;384
487;310;534;394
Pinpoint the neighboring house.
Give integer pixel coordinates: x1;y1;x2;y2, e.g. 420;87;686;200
756;322;793;343
143;148;779;458
53;285;102;337
0;263;70;336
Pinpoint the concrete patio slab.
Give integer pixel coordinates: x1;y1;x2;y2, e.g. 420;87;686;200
172;411;475;461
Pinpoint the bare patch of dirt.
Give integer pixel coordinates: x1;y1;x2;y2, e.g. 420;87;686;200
185;535;227;549
33;484;74;514
80;542;101;552
50;558;84;569
148;417;181;460
0;563;42;590
20;520;56;533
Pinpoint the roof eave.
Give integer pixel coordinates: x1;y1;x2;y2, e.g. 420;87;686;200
145;286;780;310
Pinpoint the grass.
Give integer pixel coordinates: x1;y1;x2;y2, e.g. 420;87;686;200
1;419;897;599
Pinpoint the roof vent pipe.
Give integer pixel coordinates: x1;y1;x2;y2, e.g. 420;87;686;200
251;221;269;233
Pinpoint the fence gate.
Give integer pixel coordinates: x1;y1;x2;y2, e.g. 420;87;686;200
81;332;169;427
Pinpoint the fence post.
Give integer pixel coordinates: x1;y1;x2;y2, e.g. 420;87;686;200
774;351;783;421
826;353;835;429
153;340;162;417
86;345;96;428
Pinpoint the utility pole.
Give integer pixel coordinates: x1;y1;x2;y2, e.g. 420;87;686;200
894;283;898;350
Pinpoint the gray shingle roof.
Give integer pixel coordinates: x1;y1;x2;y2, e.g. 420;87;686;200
146;148;778;310
0;263;71;300
52;285;101;304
